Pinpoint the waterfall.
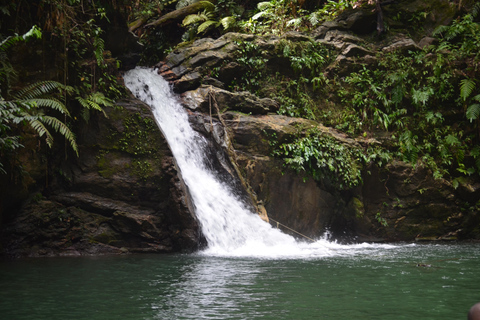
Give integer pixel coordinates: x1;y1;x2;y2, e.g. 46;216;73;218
124;67;390;258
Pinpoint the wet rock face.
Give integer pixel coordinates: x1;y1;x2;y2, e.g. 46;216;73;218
0;99;204;258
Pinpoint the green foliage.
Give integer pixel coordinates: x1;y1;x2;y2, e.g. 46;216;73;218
43;1;124;103
68;21;124;101
230;39;333;119
433;5;480;59
330;23;480;180
242;0;355;35
280;40;332;79
225;1;480;188
113;113;158;156
0;25;42;97
230;40;268;92
0;80;79;162
459;78;480;124
274;128;366;190
182;5;236;35
247;0;290;34
0;3;119;175
466;100;480;123
76;91;112;122
132;0;176;19
315;0;355;20
337;64;412;132
460;78;476;101
0;26;79;173
375;212;389;227
180;0;242;39
242;0;311;34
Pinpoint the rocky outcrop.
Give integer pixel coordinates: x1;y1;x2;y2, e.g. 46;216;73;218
0;99;204;258
150;1;477;243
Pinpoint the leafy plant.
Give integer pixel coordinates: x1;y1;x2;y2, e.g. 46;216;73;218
375;212;389;227
274;128;366;190
433;5;480;59
315;0;355;20
182;7;236;35
0;25;77;173
460;78;480;124
0;80;79;174
246;0;310;34
42;1;124;103
230;40;268;92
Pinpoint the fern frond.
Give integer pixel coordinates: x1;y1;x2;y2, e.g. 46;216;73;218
197;20;218;33
466;103;480;122
76;97;101;111
257;1;272;11
432;25;449;38
220;16;236;30
445;134;460;146
94;35;105;66
0;100;21;118
15;110;42;125
252;11;269;20
1;25;41;51
183;14;205;26
89;92;113;107
411;87;433;106
308;12;320;26
0;35;23;52
41;115;78;155
28;118;54;148
460;78;476;101
22;25;42;40
473;2;480;18
76;95;108;117
287;18;302;27
13;80;64;100
25;98;70;116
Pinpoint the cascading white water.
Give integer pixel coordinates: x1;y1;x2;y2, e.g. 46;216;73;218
124;67;399;258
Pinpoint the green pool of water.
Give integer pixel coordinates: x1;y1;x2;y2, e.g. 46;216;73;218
0;243;479;319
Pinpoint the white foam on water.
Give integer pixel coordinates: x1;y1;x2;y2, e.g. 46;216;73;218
124;67;406;259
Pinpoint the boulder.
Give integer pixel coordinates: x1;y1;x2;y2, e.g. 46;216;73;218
382;36;420;53
182;85;279;115
342;43;373;57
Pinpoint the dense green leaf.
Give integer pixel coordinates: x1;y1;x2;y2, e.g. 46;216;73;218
197;20;218;33
466;103;480;122
13;81;64;100
183;14;204;26
25;98;70;116
460;78;476;101
41;115;78;156
220;16;236;30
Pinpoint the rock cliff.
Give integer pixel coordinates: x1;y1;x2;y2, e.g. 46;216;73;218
0;99;204;257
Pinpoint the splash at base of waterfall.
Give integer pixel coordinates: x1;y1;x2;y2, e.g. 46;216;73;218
124;67;398;258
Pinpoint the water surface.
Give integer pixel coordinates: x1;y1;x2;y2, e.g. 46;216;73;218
1;243;479;319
